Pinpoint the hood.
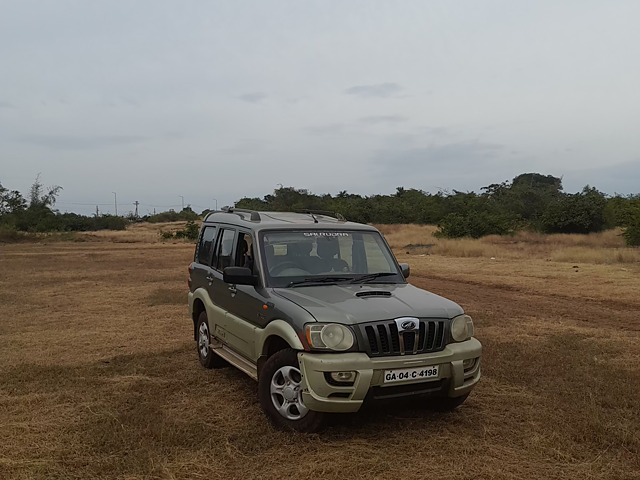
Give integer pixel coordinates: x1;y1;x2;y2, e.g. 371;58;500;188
273;283;463;324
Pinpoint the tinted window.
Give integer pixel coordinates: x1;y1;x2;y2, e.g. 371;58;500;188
197;226;217;265
235;232;255;271
215;229;236;271
260;230;401;287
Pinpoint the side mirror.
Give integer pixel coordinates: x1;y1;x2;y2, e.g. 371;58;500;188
223;266;258;286
398;263;410;279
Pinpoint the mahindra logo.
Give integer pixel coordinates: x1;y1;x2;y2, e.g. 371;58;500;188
395;317;419;332
401;320;416;330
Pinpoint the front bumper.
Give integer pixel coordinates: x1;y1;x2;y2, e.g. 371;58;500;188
297;338;481;413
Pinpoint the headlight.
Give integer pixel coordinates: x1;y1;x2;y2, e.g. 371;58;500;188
451;314;474;342
305;323;354;351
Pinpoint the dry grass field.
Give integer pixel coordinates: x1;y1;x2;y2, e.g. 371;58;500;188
1;223;639;479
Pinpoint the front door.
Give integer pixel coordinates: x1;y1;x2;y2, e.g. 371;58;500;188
212;229;265;360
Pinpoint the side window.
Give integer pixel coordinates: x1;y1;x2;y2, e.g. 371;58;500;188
235;232;255;272
215;229;236;271
196;226;217;265
362;233;396;273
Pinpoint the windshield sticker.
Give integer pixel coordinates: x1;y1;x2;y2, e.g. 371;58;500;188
303;232;350;237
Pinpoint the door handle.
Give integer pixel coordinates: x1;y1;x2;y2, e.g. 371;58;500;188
228;285;237;294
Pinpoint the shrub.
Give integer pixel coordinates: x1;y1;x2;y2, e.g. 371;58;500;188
147;209;199;223
183;220;199;240
94;215;128;231
622;216;640;246
0;225;23;242
435;211;517;239
160;221;199;241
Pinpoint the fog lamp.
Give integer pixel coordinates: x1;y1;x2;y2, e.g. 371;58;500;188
330;371;356;383
463;358;476;370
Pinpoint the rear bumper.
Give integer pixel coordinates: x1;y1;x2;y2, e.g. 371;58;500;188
297;338;481;413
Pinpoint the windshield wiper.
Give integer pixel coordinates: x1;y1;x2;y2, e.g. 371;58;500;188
350;272;398;284
287;276;352;288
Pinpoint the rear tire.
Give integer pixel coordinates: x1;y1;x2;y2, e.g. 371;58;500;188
258;348;325;432
196;311;228;369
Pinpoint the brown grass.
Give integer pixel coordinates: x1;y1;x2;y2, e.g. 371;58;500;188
377;224;640;264
75;221;200;244
147;287;188;306
1;224;639;479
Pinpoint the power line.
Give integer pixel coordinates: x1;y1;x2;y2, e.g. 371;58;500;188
139;203;182;208
55;200;219;212
56;202;113;206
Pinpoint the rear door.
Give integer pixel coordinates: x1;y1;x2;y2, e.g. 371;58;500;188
191;224;217;292
208;227;237;341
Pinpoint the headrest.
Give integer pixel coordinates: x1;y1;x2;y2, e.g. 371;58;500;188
317;238;339;259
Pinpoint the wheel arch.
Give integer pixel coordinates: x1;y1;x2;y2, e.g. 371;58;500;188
191;298;206;340
256;320;305;376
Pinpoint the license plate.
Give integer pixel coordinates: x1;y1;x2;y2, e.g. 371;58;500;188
383;365;439;384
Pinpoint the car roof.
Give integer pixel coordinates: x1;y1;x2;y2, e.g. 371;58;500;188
202;209;378;233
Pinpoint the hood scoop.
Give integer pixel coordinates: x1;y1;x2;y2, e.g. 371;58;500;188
356;291;392;298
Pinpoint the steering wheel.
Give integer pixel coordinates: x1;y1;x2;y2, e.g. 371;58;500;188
333;259;350;273
269;262;308;276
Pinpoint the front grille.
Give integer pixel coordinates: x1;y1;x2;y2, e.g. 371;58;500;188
360;319;447;357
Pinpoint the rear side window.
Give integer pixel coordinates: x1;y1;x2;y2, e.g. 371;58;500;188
215;229;236;271
196;226;217;265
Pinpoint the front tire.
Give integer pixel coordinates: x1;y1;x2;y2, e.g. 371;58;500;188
258;348;325;432
196;311;228;369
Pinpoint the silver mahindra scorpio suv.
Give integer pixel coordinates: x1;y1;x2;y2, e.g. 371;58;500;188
188;208;481;432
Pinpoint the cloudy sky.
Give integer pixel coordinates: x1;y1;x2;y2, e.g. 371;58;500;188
1;1;639;216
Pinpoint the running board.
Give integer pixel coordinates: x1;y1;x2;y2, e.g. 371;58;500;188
211;342;258;380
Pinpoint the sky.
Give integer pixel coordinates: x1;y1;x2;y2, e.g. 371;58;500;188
1;0;639;216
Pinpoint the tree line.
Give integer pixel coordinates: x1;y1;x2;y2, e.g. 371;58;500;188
2;173;639;245
235;173;640;246
0;176;128;233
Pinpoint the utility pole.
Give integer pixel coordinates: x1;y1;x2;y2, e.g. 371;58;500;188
112;192;118;216
95;205;99;217
212;198;218;210
133;201;139;218
179;195;184;210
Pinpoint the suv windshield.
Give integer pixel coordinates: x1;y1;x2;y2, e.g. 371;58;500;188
259;230;403;288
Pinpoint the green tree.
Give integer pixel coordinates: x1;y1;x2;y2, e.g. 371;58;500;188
0;182;27;215
481;173;563;226
539;186;607;234
28;174;63;210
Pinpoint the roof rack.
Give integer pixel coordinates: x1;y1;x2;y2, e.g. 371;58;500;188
294;209;346;222
203;208;346;223
203;207;261;222
220;206;261;222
